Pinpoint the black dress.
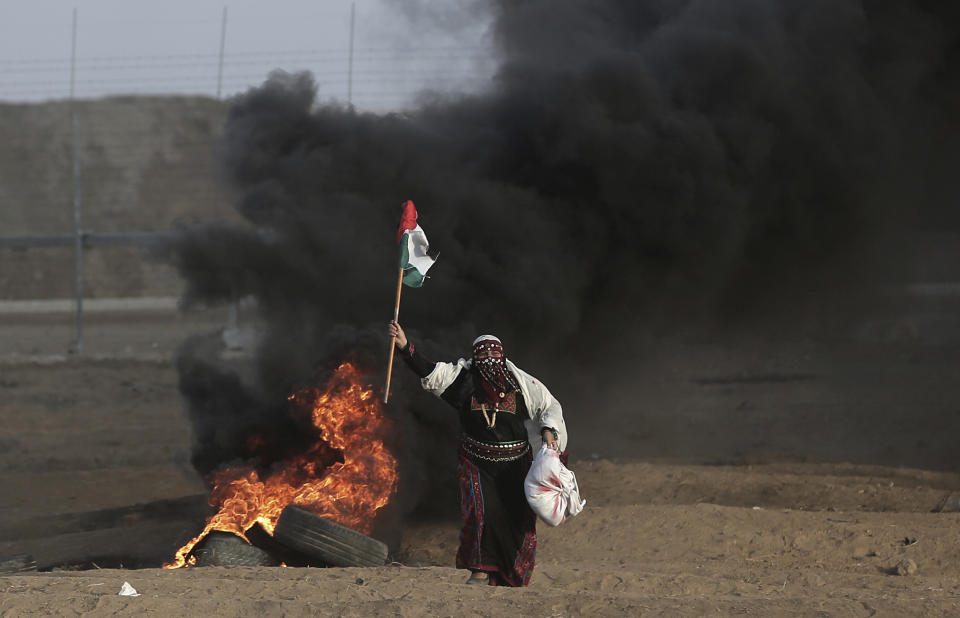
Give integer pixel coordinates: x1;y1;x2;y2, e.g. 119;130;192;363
401;342;537;586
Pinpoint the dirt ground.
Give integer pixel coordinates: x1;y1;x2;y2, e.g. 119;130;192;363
1;311;960;616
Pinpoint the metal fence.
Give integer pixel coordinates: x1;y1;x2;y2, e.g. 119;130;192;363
0;5;495;109
0;5;494;355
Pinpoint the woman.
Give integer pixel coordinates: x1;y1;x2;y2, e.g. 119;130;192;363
388;320;567;586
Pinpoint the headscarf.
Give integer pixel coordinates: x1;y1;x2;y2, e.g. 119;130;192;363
472;335;520;404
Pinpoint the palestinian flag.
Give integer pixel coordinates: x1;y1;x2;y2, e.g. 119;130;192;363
397;200;436;287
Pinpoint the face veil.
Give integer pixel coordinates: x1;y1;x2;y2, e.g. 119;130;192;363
472;335;520;404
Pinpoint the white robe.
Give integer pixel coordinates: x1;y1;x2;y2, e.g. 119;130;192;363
420;358;568;452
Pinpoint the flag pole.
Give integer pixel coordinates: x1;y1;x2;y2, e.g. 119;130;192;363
384;267;405;403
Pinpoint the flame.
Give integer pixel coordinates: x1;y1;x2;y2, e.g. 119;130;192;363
164;362;398;568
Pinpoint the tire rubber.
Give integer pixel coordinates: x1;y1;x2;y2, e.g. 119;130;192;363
272;506;388;567
193;531;280;567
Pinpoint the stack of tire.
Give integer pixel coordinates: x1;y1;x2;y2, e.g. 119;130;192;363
192;506;389;568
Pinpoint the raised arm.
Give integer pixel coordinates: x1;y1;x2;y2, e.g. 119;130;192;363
388;320;436;378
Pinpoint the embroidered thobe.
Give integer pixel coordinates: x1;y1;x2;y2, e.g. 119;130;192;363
400;343;560;586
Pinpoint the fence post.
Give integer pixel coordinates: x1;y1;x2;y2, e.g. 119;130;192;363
70;7;84;355
347;1;355;106
216;6;228;99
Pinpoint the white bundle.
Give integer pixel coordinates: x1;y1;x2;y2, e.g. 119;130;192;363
524;444;586;526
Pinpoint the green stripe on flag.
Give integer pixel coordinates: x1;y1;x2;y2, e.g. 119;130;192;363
402;267;426;287
399;234;410;270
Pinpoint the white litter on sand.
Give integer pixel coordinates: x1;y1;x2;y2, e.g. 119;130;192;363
118;582;140;597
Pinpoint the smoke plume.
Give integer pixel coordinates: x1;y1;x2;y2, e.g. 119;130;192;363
171;0;960;511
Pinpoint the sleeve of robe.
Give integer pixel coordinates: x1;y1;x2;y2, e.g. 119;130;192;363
506;360;568;453
398;341;437;378
421;357;472;395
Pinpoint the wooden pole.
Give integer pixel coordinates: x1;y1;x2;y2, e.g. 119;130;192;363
383;268;404;403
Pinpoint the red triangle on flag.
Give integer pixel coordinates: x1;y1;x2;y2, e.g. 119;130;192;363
397;200;418;244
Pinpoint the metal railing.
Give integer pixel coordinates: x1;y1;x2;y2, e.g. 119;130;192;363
0;231;181;354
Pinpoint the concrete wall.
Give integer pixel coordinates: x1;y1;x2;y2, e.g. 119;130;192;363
0;96;236;299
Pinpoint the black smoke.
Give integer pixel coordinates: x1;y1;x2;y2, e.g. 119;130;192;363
170;0;960;512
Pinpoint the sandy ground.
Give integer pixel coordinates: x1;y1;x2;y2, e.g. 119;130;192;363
1;312;960;616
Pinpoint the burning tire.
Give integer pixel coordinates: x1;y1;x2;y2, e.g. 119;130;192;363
273;506;388;567
193;531;281;567
0;553;37;574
